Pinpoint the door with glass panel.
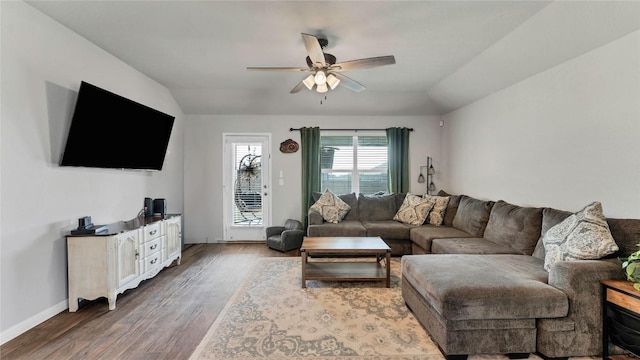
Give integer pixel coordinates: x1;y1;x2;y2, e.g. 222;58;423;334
223;134;271;241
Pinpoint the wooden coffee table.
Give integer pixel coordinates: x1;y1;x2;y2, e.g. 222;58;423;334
300;236;391;288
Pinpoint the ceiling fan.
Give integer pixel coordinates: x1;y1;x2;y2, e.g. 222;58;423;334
247;33;396;94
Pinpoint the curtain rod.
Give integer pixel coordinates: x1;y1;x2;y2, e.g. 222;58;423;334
289;128;413;132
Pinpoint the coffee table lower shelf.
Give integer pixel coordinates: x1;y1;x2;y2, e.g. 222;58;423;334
304;262;387;283
302;261;390;288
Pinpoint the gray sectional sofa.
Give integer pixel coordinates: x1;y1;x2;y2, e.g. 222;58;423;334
307;191;640;359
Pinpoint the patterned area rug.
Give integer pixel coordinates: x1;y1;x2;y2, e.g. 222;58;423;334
189;257;443;359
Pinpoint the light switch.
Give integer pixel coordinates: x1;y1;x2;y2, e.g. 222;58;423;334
279;178;284;186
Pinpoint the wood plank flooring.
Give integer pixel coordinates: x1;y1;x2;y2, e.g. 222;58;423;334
0;243;295;360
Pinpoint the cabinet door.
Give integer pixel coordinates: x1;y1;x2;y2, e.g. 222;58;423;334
166;217;182;258
115;231;140;287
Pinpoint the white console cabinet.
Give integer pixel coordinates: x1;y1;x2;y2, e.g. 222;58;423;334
67;215;182;312
164;215;182;263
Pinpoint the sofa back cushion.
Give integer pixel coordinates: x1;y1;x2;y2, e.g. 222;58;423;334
452;195;494;237
394;193;407;211
607;218;640;258
532;207;572;260
313;191;359;221
358;193;398;221
483;200;543;255
438;190;462;226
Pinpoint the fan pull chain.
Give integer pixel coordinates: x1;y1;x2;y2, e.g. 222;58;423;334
320;95;327;105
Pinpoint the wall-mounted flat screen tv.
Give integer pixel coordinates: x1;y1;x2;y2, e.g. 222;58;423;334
60;81;175;171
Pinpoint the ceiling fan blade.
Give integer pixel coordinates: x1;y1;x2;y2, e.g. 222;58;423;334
247;66;312;72
301;33;326;68
331;72;366;93
290;81;307;93
332;55;396;71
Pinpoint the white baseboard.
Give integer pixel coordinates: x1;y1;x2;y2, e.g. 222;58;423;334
0;299;68;345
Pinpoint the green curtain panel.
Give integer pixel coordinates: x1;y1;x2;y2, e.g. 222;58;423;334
300;127;321;227
386;127;410;194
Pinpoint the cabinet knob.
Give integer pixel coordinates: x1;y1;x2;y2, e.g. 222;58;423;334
135;250;139;259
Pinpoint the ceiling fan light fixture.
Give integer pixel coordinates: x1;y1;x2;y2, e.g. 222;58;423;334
302;74;315;90
314;70;327;86
248;33;395;95
326;73;340;90
316;83;328;93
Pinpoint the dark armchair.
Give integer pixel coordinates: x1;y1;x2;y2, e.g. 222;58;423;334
266;219;304;252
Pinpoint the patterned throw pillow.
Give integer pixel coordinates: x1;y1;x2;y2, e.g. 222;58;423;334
393;193;437;226
423;195;450;226
310;189;351;224
542;201;619;271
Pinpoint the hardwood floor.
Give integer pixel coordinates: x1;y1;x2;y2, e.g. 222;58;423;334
0;243;296;360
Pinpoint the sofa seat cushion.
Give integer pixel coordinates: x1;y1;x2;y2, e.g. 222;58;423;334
431;238;522;254
402;278;537;356
402;254;568;321
307;221;366;237
362;220;412;239
409;225;474;253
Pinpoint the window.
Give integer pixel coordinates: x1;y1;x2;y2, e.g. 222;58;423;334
320;133;388;194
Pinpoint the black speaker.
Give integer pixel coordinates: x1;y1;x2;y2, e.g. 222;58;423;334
78;216;92;229
144;197;154;217
153;198;166;217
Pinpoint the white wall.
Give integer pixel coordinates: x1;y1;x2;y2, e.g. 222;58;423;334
184;115;441;243
442;30;640;218
0;1;185;343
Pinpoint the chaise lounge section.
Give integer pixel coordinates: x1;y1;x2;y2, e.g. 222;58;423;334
402;199;640;359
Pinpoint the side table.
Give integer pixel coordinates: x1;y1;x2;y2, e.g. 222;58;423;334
601;279;640;359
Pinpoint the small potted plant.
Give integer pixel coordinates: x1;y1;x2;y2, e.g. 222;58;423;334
621;242;640;291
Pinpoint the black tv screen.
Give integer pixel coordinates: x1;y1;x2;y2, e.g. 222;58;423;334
60;81;175;171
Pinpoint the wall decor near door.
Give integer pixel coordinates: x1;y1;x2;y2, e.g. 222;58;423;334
279;139;299;153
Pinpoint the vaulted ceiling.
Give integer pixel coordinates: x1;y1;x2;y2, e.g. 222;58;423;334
26;1;640;116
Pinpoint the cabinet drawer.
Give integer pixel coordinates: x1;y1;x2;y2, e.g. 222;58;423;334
143;223;162;242
142;237;162;258
143;252;162;273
